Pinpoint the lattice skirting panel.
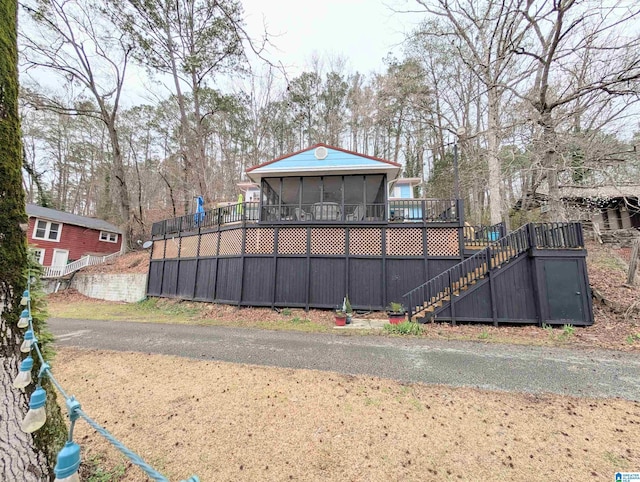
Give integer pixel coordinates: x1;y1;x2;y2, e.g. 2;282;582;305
349;228;382;256
277;228;307;255
426;228;459;256
151;240;165;260
164;238;179;259
311;228;345;255
245;228;275;255
218;229;243;256
179;236;198;258
153;226;462;260
199;232;219;257
386;228;424;256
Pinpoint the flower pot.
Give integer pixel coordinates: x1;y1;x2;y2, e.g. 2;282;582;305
388;314;405;325
335;315;347;326
346;314;352;324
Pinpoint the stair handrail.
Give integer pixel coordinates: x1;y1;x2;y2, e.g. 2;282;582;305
403;224;532;321
403;222;584;321
42;251;123;278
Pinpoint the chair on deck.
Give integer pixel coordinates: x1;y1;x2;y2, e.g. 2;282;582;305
294;208;310;221
346;204;365;221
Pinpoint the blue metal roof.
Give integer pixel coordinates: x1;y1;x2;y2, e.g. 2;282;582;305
254;148;384;171
247;144;401;177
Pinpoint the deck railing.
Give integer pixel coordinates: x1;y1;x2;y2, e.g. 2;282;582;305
151;202;260;236
388;199;458;222
403;222;584;321
532;222;583;248
42;251;121;278
463;222;507;247
151;199;461;237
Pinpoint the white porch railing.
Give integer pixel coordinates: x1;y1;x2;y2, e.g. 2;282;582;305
42;252;121;278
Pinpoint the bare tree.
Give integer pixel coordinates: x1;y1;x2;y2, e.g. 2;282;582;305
110;0;249;210
21;0;134;243
513;0;640;220
415;0;531;224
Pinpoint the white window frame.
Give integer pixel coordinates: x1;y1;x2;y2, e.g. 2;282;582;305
32;219;62;242
32;248;45;265
99;231;119;243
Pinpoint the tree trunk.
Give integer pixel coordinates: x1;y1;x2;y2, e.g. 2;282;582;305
486;86;503;225
1;336;50;481
191;72;210;204
0;0;57;477
106;118;131;247
540;114;565;221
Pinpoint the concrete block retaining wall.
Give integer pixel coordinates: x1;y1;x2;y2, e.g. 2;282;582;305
70;273;148;303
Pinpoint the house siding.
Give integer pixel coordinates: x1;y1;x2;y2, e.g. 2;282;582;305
27;217;122;266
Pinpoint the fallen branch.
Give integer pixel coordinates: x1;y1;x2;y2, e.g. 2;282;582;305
624;299;640;323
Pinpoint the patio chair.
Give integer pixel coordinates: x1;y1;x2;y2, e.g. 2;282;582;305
346;204;365;221
294;208;310;221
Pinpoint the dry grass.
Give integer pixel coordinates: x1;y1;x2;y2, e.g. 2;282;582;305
54;347;640;482
80;251;150;274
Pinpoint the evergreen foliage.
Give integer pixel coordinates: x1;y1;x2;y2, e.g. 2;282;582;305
0;0;27;290
26;253;67;467
0;0;66;473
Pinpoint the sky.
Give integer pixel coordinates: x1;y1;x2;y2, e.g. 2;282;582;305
20;0;424;107
241;0;420;77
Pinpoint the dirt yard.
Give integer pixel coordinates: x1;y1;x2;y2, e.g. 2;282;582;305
53;347;639;482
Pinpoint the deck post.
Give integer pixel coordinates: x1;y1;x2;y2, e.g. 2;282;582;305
272;227;279;309
456;199;465;262
192;231;202;300
381;225;387;308
305;226;311;312
422;225;429;286
212;223;221;302
238;224;247;307
449;270;456;326
489;270;498;326
159;231;167;297
345;227;350;304
526;223;536;250
174;234;182;299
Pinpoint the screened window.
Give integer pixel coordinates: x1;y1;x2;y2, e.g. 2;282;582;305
365;175;385;204
322;177;342;204
301;177;322;206
260;174;386;221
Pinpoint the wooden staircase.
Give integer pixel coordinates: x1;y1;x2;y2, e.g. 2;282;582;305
411;248;518;321
403;222;585;324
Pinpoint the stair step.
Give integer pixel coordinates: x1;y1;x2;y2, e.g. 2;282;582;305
413;247;522;316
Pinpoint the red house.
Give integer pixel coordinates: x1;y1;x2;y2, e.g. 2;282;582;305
26;204;123;267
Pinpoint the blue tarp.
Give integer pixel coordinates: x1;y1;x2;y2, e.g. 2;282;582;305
194;196;205;225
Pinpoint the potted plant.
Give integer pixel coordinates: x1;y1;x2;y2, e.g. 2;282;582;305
344;296;353;324
386;302;406;325
334;307;347;326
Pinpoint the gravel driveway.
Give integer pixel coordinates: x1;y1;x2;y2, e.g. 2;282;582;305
48;317;640;401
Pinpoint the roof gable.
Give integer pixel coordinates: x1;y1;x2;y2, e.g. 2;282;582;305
246;144;401;181
26;204;122;233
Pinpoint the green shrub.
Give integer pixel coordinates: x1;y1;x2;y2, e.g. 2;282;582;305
384;321;422;335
